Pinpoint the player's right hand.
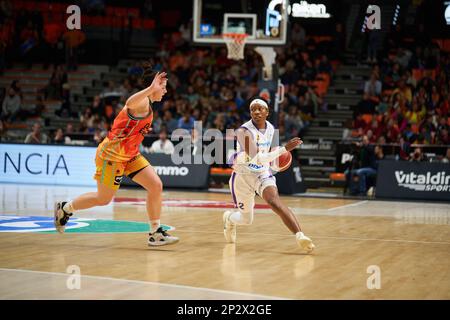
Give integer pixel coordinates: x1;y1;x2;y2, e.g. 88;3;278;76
285;137;303;152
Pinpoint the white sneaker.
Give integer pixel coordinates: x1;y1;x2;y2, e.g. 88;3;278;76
148;227;179;246
54;201;72;234
223;211;236;243
296;232;315;253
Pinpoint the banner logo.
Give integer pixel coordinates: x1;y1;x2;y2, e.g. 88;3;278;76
395;171;450;192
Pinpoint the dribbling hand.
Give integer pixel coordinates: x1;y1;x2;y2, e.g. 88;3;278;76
285;137;303;152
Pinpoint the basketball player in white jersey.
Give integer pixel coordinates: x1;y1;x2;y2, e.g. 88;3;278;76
224;98;315;252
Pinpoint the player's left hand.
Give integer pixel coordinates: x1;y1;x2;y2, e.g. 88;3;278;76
285;137;303;151
149;72;168;101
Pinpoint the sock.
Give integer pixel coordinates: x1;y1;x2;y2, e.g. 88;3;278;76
229;211;252;225
63;201;75;214
150;219;160;232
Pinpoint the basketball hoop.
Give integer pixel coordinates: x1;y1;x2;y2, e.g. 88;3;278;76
223;33;248;60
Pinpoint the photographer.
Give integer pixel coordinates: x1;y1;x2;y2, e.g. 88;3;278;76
410;147;426;162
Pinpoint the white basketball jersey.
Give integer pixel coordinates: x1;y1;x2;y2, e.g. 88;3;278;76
232;120;275;174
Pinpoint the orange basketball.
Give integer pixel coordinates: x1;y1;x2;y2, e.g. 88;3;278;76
270;147;292;172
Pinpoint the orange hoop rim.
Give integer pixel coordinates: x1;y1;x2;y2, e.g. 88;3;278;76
222;33;249;41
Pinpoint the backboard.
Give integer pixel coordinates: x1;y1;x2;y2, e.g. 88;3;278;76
193;0;289;46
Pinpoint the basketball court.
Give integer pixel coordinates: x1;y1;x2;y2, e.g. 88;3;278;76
0;0;449;302
1;183;449;299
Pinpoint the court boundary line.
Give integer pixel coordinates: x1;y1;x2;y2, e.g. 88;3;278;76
0;268;287;300
327;200;368;211
173;229;450;245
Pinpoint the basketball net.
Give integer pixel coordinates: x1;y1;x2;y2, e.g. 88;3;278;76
223;33;248;60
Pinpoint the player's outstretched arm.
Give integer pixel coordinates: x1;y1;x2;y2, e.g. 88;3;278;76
236;130;302;165
126;72;167;110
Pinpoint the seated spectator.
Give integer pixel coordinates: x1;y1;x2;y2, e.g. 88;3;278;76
163;110;178;133
364;73;382;99
392;80;412;104
441;148;450;163
0;119;8;141
385;118;400;143
191;127;203;156
148;129;174;154
100;81;121;99
405;100;426;125
284;105;305;139
177;111;195;131
24;122;49;144
1;87;22;121
91;95;104;118
345;135;378;196
356;93;377;115
31;95;46;118
318;55;333;75
52;128;67;144
410;147;426;162
437;128;449;145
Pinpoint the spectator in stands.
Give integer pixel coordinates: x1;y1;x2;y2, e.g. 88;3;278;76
441;148;450;163
364;73;382;99
24;122;49;144
63;29;86;70
0;119;7;141
318;55;333;76
66;122;74;135
52;128;66;144
91;95;104;118
10;80;23;100
396;80;413;104
356;93;377;115
118;79;133;98
348;135;378;196
177;111;195;131
55;83;74;118
437;128;449;145
191;127;203;156
151;110;162;134
148;129;174;154
44;65;67;100
100;80;121;99
1;87;21;121
163;110;178;133
19;20;39;68
291;23;306;48
30;94;45;118
395;48;412;69
332;23;345;60
410;147;426;162
285;105;304;140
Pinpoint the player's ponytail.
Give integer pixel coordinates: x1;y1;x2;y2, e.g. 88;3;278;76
141;61;157;87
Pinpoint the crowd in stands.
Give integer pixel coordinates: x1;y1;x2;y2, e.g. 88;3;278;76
1;19;338;148
348;25;449;152
343;25;449;196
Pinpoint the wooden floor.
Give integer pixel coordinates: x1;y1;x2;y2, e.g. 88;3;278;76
0;183;449;299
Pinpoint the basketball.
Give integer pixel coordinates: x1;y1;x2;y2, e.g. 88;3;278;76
270;147;292;172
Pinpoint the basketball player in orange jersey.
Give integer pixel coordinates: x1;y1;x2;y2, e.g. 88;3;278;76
54;67;179;246
224;98;315;252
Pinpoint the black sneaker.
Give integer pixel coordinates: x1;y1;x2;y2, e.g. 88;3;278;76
54;201;73;234
148;227;179;246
